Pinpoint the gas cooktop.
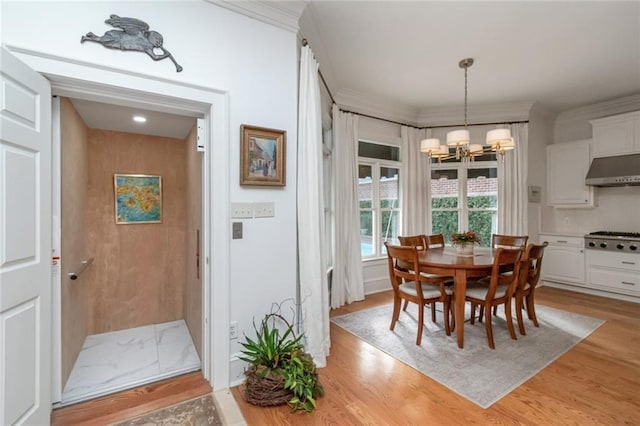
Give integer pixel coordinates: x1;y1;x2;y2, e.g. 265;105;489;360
585;231;640;253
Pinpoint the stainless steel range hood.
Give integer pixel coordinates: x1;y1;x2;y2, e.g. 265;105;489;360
585;153;640;186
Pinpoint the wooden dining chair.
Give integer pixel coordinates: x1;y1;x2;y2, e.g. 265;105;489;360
384;242;453;345
514;242;548;335
398;234;428;251
465;247;523;349
426;233;446;248
397;234;453;321
491;234;529;249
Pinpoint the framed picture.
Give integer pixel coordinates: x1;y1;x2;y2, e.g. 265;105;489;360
240;124;286;187
114;174;162;224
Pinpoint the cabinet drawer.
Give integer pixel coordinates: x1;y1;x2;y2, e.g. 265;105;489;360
587;251;640;272
540;235;584;248
587;268;640;296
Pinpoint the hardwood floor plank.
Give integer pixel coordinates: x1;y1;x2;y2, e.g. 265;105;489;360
232;287;640;425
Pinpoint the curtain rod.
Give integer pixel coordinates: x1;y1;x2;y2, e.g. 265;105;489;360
301;39;528;130
340;108;529;130
302;38;336;104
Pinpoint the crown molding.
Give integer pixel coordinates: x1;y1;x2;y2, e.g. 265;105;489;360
335;88;420;127
555;93;640;125
416;101;534;127
208;0;307;33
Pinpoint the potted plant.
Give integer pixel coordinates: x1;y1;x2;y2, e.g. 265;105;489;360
451;230;481;255
238;310;324;413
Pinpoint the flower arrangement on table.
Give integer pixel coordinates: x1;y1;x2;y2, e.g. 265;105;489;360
451;231;481;247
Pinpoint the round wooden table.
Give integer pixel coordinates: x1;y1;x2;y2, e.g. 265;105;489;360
417;246;496;348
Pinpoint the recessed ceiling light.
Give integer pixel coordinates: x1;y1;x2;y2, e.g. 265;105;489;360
133;115;147;123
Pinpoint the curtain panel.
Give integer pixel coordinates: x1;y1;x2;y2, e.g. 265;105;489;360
331;104;365;309
401;126;428;236
297;45;330;367
498;122;529;235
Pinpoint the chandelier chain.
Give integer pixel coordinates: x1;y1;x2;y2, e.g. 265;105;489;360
464;65;468;128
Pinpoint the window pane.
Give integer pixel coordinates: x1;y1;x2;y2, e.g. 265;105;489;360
381;210;400;254
360;211;373;256
431;169;458;208
469;210;497;247
359;141;400;161
380;167;399;209
359;164;372;205
432;211;458;244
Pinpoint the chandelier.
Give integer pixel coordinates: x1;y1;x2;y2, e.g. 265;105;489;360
421;58;515;162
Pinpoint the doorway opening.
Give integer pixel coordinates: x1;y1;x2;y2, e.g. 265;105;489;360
54;96;205;405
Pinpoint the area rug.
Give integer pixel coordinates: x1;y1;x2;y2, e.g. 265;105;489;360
113;394;222;425
331;303;605;408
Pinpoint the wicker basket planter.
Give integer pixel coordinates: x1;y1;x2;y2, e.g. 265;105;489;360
243;365;293;407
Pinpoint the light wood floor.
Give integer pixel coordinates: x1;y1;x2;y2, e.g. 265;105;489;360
231;287;640;425
50;371;211;425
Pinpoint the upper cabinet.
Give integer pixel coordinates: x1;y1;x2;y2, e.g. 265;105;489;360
547;139;595;208
590;110;640;158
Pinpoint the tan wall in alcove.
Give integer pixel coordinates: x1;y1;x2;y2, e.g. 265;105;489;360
86;129;187;334
184;125;203;357
60;97;90;386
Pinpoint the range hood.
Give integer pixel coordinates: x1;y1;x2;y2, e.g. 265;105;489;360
585;153;640;186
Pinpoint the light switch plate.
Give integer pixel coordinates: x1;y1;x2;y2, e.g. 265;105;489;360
254;202;274;218
231;202;253;218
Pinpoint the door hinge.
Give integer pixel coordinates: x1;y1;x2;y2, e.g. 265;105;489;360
196;118;205;152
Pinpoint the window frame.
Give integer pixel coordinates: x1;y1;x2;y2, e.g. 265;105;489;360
428;157;498;245
358;140;402;260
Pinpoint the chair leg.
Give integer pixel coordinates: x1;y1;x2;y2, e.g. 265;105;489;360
505;299;517;340
478;305;484;323
492;305;498;315
443;299;451;336
416;303;424;345
390;297;401;331
402;299;409;311
431;302;436;322
470;303;477;324
449;298;455;332
515;294;526;336
484;303;495;349
526;294;539;327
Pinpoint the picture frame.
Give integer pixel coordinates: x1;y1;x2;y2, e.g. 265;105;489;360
240;124;286;187
114;174;162;224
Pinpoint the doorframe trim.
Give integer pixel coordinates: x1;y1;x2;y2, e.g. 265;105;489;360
7;46;232;394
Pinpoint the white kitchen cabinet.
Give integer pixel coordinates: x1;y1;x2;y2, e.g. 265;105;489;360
539;234;585;285
586;251;640;297
590;110;640;158
546;140;595;208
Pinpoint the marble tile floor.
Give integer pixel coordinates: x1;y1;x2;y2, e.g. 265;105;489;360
60;319;200;406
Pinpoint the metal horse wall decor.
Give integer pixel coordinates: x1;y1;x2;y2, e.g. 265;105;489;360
81;15;183;72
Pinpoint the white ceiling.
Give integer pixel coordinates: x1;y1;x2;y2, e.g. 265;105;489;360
71;1;640;136
70;98;196;139
301;1;640;117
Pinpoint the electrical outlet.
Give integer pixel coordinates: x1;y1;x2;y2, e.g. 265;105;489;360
230;321;238;340
254;202;275;218
231;202;253;218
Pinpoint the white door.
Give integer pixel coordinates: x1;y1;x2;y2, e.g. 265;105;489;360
0;47;52;425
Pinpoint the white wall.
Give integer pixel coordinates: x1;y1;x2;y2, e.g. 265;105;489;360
548;95;640;234
1;1;299;387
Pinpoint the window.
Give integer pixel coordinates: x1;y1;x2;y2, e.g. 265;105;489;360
358;141;401;258
429;152;497;247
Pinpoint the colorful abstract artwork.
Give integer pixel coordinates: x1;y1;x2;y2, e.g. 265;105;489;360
114;174;162;224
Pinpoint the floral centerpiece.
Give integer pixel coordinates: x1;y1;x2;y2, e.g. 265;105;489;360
451;231;481;254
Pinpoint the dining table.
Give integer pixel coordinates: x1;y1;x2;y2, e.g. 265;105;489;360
417;246;497;349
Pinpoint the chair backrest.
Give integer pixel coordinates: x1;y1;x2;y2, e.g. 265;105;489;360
398;234;428;251
518;242;548;292
426;233;446;248
486;247;523;300
491;234;529;249
384;242;423;296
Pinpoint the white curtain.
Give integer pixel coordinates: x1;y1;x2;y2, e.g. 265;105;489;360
331;104;364;309
297;45;330;367
498;122;529;235
401;126;428;235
